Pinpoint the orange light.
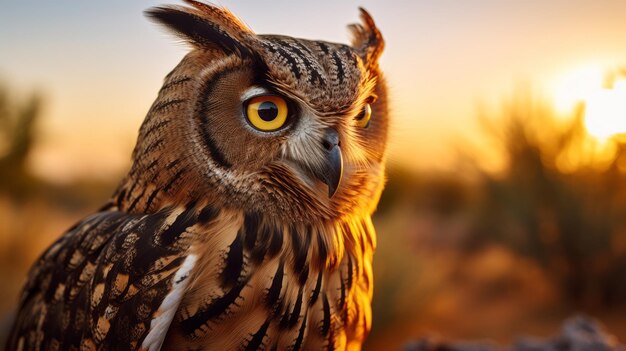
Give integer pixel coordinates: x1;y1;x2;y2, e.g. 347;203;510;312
551;65;626;141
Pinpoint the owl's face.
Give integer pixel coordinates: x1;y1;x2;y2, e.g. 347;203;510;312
134;1;387;222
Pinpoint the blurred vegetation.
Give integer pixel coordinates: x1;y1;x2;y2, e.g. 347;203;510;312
368;94;626;349
470;99;626;309
0;84;42;196
0;82;117;206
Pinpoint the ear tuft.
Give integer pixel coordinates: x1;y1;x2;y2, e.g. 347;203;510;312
348;8;384;68
145;2;254;57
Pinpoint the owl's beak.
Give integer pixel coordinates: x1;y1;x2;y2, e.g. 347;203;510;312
324;145;343;197
319;129;343;197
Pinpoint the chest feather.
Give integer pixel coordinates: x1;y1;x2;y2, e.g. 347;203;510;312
163;210;376;350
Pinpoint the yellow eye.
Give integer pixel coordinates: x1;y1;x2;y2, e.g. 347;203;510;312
245;95;288;131
355;103;372;128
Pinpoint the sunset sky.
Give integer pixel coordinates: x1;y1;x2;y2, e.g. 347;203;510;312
2;1;626;181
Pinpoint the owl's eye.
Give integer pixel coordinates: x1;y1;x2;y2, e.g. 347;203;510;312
355;103;372;128
245;95;288;132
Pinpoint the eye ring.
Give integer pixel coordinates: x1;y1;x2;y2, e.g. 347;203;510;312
355;103;372;128
244;95;289;132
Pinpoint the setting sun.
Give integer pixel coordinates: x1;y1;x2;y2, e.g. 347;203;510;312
585;80;626;141
552;66;626;141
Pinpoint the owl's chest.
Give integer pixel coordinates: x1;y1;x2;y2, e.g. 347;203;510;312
161;212;375;350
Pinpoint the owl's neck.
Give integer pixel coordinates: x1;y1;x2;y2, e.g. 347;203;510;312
105;189;376;274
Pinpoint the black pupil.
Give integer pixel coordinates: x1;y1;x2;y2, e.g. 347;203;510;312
258;101;279;122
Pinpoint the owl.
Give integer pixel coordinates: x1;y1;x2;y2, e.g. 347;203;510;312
6;1;387;350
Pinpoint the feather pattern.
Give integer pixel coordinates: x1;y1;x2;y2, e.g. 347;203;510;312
7;204;210;350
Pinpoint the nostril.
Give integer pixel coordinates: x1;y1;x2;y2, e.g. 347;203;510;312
322;139;333;151
322;128;340;151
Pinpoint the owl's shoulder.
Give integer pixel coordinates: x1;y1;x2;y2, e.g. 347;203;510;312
8;203;219;350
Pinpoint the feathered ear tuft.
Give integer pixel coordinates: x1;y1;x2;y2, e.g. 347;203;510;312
348;8;384;69
145;1;254;57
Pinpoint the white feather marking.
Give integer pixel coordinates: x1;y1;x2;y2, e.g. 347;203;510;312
240;86;270;101
141;254;197;351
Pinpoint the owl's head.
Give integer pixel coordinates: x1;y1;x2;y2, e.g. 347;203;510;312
122;0;388;223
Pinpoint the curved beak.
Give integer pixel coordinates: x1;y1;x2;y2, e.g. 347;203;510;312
324;145;343;197
313;128;343;198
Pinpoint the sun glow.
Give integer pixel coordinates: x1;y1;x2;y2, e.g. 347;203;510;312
552;65;605;113
585;80;626;141
552;65;626;141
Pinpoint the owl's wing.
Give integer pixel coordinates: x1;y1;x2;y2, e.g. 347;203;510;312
7;203;214;351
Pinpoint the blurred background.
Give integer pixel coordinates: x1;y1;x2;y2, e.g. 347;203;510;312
2;1;626;349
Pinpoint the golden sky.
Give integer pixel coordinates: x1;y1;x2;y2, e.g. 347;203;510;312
1;1;626;182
